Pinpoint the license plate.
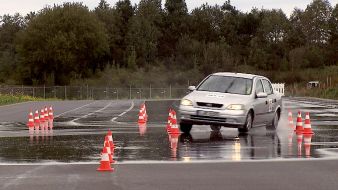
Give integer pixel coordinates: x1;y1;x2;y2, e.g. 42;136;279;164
197;110;219;117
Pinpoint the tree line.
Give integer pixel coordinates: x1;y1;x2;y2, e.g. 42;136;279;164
0;0;337;86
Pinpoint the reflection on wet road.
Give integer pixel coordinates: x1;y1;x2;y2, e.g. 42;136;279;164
0;98;338;163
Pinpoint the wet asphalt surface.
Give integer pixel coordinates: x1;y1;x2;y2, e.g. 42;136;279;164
1;97;338;190
0;97;338;163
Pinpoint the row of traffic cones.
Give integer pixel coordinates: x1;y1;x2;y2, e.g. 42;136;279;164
137;103;180;159
287;110;314;157
27;106;54;131
97;130;116;172
288;111;315;134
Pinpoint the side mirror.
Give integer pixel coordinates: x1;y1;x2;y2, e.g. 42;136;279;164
188;86;196;91
256;92;267;98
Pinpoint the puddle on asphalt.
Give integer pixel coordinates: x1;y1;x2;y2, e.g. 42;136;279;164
1;98;338;163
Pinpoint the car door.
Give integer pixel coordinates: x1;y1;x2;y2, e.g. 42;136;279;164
261;79;276;123
252;78;267;126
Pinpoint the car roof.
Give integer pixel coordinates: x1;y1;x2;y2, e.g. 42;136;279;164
212;72;264;79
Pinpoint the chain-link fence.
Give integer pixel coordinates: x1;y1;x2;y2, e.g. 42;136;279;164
0;85;189;100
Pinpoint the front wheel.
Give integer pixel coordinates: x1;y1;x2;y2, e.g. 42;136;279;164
180;123;192;133
238;112;253;133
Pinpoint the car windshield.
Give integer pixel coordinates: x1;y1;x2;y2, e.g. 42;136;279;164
197;75;253;95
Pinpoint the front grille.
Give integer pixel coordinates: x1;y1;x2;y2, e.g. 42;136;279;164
190;115;226;123
197;102;223;108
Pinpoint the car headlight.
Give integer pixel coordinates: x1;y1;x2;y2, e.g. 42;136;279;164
227;104;245;110
181;99;193;106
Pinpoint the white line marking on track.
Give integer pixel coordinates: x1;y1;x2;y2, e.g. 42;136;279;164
71;101;114;122
111;101;134;122
54;101;98;118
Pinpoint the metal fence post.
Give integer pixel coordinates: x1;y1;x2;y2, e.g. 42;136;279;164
32;87;35;98
149;84;152;99
86;85;89;100
129;85;132;99
64;86;67;100
44;84;46;99
169;85;172;99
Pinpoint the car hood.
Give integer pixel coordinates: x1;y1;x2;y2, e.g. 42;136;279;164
184;90;251;107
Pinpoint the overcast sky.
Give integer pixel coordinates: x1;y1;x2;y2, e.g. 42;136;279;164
1;0;337;17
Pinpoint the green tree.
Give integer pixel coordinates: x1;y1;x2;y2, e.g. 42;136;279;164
16;3;109;85
0;13;25;83
160;0;189;56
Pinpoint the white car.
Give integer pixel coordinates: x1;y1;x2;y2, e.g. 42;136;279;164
179;72;282;133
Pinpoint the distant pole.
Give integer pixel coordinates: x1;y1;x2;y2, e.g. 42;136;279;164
149;84;152;99
86;85;89;100
169;84;172;99
129;85;132;99
44;84;46;99
64;86;67;100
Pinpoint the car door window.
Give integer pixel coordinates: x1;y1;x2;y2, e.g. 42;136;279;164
262;79;273;95
255;80;264;94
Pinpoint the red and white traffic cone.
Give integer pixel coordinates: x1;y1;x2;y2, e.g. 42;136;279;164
27;111;35;129
49;106;54;121
288;110;294;129
40;109;45;123
166;109;173;133
169;110;180;135
138;105;146;124
34;110;40;131
303;112;314;134
142;103;148;122
97;147;114;172
294;111;304;133
103;138;114;163
106;131;115;153
44;106;49;121
304;134;313;158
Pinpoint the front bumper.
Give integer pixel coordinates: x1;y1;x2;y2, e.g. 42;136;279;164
179;105;247;128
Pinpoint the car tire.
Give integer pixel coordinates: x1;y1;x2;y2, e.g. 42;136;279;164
266;111;279;130
238;112;253;133
210;125;221;131
180;123;192;133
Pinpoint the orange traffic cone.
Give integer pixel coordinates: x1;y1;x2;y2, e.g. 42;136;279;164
141;103;148;122
296;132;303;157
138;105;146;124
304;134;313;158
288;110;294;129
169;110;180;135
294;111;303;132
27;111;34;128
303;112;314;134
40;109;45;123
49;106;54;120
44;107;49;120
166;109;173;133
34;110;40;125
106;131;115;153
97;147;114;172
103;138;114;163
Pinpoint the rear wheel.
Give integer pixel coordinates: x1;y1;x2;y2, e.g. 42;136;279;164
210;125;221;131
238;112;253;133
180;123;192;133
